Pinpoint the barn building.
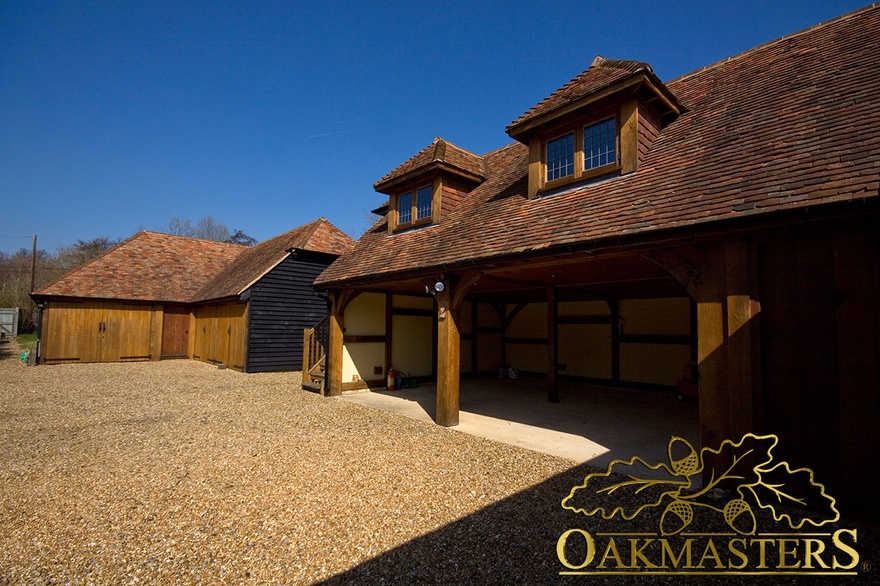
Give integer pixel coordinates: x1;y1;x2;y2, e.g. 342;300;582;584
32;218;353;372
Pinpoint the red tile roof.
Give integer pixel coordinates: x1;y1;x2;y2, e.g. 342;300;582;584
506;57;644;135
33;219;354;304
316;5;880;288
32;231;245;303
374;137;486;193
193;218;354;301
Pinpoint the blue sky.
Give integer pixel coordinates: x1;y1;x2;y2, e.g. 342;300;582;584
0;0;869;254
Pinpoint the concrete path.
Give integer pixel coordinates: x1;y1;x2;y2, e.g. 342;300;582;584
339;378;700;473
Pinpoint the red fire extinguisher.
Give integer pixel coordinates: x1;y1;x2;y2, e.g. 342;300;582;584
387;366;396;391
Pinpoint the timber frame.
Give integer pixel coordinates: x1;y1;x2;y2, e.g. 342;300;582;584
315;6;880;518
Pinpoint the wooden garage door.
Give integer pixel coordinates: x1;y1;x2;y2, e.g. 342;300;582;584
42;301;155;364
192;303;247;370
161;305;190;358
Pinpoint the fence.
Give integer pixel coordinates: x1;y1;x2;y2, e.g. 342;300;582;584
0;307;19;338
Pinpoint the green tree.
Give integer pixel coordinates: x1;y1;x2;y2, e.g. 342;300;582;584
54;237;121;271
227;229;257;246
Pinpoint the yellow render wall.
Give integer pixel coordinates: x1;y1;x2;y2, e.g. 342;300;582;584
475;302;502;372
619;297;692;386
559;323;613;379
558;300;612;379
342;292;385;384
460;301;472;373
620;297;691;335
506;303;547;373
391;295;433;378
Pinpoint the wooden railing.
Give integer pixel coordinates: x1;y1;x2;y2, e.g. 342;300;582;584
301;316;328;393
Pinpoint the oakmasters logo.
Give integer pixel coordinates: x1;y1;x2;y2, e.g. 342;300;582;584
556;433;864;577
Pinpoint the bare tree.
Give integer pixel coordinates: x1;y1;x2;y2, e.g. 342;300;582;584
193;216;230;242
165;216;239;243
167;217;194;236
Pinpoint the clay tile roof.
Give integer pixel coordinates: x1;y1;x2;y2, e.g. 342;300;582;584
316;5;880;288
193;218;354;301
506;56;651;136
32;231;245;303
374;137;486;193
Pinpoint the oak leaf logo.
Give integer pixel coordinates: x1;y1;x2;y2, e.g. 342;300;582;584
561;433;839;535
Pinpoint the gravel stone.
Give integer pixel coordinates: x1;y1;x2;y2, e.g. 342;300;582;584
1;341;876;584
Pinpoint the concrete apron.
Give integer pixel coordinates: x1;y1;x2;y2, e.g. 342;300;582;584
339;378;701;479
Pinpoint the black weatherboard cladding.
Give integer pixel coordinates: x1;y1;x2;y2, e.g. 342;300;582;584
245;252;332;373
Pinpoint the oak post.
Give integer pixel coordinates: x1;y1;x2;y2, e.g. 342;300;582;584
326;290;346;397
436;284;460;426
434;273;479;427
724;239;761;439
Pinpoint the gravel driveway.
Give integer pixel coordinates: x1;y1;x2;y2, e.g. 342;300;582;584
0;343;594;584
1;342;876;584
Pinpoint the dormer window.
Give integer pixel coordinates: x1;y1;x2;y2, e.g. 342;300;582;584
394;184;434;231
547;133;575;180
584;117;617;171
416;185;432;220
374;137;487;235
543;112;621;189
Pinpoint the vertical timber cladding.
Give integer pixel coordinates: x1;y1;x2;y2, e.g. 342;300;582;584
41;300;159;364
192;302;247;370
758;225;880;516
245;252;332;373
161;305;190;358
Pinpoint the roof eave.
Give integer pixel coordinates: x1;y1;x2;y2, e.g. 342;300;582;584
506;70;684;143
374;161;486;195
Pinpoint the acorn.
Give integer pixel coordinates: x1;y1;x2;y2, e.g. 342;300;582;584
660;500;694;535
723;498;756;535
668;437;699;476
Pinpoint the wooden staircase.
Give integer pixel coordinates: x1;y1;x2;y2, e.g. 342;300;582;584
301;316;328;393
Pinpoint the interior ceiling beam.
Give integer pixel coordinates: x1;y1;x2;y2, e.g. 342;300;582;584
478;274;549;289
474;274;679;293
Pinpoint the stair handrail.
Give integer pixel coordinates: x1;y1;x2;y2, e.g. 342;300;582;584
302;316;329;390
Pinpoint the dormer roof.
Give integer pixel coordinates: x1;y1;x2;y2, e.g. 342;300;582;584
506;55;684;142
374;137;486;194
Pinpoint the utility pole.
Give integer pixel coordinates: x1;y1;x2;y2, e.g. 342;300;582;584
30;234;37;293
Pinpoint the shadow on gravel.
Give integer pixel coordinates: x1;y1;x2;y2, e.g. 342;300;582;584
318;465;588;585
0;339;18;361
319;463;878;585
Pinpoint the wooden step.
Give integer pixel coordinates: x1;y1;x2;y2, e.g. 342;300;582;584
302;381;323;393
